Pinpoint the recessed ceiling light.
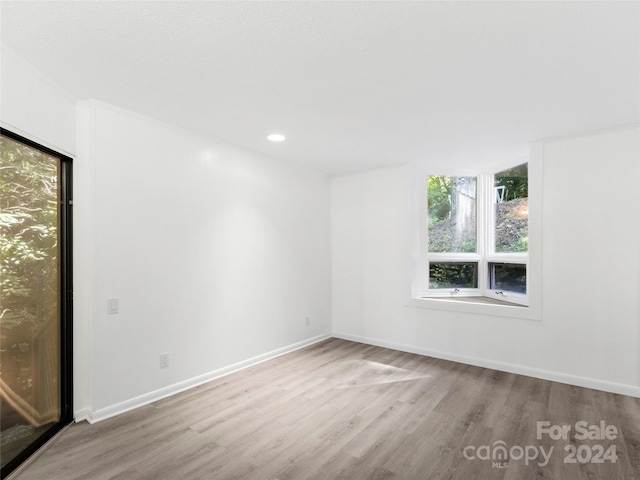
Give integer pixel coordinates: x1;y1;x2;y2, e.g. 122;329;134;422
267;134;286;142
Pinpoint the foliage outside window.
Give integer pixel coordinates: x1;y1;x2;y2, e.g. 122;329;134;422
0;136;60;329
428;176;476;253
494;163;528;253
424;163;529;305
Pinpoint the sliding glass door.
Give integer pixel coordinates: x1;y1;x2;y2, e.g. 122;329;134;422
0;129;72;477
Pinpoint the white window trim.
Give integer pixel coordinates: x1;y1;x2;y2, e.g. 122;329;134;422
409;143;542;320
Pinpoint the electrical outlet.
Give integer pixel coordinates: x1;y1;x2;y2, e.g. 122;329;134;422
160;353;169;369
305;316;310;327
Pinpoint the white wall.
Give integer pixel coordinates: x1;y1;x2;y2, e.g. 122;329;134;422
2;44;332;421
331;126;640;397
75;101;331;418
0;44;76;155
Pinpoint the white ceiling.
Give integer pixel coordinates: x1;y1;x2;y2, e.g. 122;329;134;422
1;1;638;175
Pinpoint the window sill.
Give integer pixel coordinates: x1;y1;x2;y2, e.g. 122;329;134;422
406;295;541;320
429;295;525;307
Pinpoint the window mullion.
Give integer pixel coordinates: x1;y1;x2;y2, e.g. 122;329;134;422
477;173;490;295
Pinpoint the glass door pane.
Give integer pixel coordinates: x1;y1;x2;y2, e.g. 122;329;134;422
0;132;67;471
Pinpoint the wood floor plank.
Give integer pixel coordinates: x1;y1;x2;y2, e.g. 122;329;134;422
7;338;640;480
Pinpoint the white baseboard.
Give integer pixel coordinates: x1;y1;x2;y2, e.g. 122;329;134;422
73;407;92;423
79;333;331;424
332;331;640;399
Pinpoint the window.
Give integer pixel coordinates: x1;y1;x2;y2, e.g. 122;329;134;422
418;162;530;307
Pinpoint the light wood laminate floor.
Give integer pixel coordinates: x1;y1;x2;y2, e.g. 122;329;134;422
8;338;640;479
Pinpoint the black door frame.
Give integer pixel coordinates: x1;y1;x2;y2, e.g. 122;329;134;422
0;127;73;479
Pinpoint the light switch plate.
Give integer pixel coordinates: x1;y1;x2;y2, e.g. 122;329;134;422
107;298;119;315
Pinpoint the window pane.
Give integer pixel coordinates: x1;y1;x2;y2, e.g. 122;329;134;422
490;263;527;294
428;176;476;253
494;163;528;252
429;262;478;289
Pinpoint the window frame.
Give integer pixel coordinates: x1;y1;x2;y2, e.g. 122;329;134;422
410;144;542;320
